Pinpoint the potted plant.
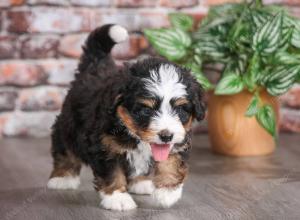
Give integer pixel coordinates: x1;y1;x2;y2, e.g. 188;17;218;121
144;0;300;156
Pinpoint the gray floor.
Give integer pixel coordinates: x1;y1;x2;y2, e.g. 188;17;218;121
0;134;300;220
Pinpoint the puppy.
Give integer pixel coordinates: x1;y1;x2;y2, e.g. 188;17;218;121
47;24;205;211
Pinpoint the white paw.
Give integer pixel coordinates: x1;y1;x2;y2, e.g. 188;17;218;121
152;184;183;208
47;176;80;190
129;180;154;195
100;190;137;211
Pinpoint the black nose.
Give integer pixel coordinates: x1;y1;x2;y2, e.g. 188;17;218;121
158;130;174;143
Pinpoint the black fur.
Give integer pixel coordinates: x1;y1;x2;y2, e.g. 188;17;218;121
50;24;205;191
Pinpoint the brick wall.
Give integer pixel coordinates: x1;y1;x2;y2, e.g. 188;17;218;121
0;0;299;138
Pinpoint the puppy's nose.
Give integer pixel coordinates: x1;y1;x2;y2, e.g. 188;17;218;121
158;130;173;143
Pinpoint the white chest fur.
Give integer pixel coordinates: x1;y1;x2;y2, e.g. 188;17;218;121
126;141;152;177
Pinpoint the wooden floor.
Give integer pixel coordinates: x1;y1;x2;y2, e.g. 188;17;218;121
0;134;300;220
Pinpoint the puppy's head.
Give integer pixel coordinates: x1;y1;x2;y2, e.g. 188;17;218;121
116;58;205;161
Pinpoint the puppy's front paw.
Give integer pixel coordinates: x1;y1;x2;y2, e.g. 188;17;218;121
129;180;154;195
152;184;183;208
99;191;137;211
47;176;80;190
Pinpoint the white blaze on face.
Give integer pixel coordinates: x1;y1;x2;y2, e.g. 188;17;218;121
144;64;187;145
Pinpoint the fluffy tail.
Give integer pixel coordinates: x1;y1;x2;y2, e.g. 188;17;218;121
78;24;128;73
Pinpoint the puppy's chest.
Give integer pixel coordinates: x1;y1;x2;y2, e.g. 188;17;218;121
126;141;153;177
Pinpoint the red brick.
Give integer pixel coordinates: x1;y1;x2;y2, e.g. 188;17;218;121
0;11;2;30
70;0;110;6
0;0;24;7
263;0;300;5
100;10;169;31
114;0;158;7
0;35;17;59
0;87;18;111
280;85;300;109
180;7;208;26
7;10;32;33
0;62;46;86
27;0;69;5
280;108;300;133
139;11;170;29
59;34;149;59
0;113;10;138
112;34;149;59
38;59;77;85
160;0;199;8
59;34;87;58
7;8;96;34
20;35;59;58
2;111;58;137
287;7;300;18
202;0;241;5
17;86;67;111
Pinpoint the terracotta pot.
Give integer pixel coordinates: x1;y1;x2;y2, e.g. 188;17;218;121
207;90;279;157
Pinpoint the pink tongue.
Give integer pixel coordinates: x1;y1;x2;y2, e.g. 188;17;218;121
150;144;170;161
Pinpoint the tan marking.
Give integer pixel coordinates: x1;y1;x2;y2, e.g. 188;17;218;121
117;105;156;141
183;116;193;132
174;98;189;106
101;134;135;155
153;154;187;189
137;98;156;108
50;150;82;178
94;166;127;194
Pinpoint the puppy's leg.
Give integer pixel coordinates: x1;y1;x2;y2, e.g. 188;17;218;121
47;149;82;190
128;176;154;195
152;154;187;208
92;162;137;211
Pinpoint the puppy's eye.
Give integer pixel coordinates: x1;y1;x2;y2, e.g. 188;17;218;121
139;105;153;115
134;103;153;116
175;105;191;123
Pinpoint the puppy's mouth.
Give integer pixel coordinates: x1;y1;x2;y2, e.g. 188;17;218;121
150;143;171;162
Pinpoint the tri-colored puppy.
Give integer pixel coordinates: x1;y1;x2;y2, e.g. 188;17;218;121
47;24;205;211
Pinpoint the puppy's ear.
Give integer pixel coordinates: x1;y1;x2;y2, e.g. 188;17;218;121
108;94;123;115
191;82;206;121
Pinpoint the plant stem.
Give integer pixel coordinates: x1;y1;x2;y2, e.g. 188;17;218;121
255;0;262;8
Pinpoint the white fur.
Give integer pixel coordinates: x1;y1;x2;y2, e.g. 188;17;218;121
152;184;183;208
129;180;154;195
144;64;187;146
47;176;80;190
109;25;128;43
126;141;152;177
99;190;137;211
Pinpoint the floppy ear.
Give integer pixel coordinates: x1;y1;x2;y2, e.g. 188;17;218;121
191;82;206;121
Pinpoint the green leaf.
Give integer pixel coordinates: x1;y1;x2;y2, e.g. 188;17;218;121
250;9;270;28
144;28;191;61
215;73;244;95
256;105;276;137
265;65;300;96
283;16;300;48
195;40;229;61
169;13;194;31
243;52;260;91
195;73;213;90
245;94;260;117
278;27;294;51
253;11;283;54
297;72;300;82
184;62;213;90
274;52;300;65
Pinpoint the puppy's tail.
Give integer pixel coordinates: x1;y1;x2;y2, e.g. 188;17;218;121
78;24;128;73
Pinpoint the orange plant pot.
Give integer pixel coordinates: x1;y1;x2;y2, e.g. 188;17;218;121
207;90;279;157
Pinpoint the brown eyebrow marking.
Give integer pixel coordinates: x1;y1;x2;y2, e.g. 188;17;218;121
174;98;189;106
137;98;156;108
